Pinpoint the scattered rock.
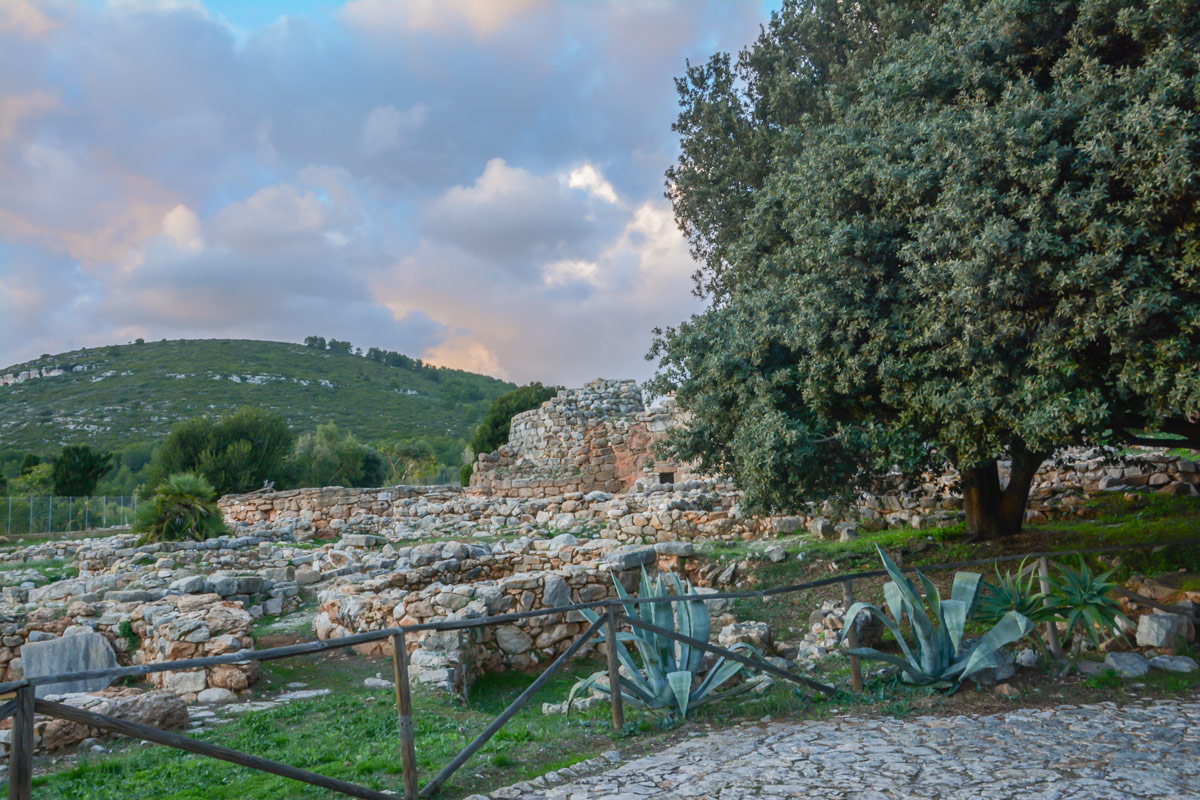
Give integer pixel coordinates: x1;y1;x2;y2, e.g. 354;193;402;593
1148;655;1198;673
1104;652;1150;677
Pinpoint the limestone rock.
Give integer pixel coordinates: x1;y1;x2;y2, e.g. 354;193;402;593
21;632;118;699
1103;652;1150;677
1148;655;1198;673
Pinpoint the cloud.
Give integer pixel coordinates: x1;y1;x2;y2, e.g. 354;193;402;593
341;0;550;39
361;103;428;156
0;0;63;39
0;0;771;382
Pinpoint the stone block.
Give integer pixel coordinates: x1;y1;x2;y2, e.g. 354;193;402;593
21;633;118;699
603;545;656;570
164;669;208;694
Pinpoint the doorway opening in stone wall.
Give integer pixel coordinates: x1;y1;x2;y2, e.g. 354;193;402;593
658;471;675;484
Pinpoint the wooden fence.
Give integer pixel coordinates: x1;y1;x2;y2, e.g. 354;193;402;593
1;536;1197;799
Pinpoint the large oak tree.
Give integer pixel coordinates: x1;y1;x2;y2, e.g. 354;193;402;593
650;0;1200;538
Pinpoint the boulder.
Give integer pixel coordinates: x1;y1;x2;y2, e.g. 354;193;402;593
542;574;572;609
763;545;787;563
1103;652;1150;677
39;689;187;752
1136;613;1190;650
654;541;694;557
164;669;208;694
21;632;118;699
1148;655;1198;673
808;518;836;539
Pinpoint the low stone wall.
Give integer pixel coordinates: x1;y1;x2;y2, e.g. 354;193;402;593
312;543;731;690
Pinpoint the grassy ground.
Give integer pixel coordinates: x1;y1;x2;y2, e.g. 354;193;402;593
8;492;1200;799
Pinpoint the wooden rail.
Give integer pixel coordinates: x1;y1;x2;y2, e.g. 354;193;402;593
3;534;1197;799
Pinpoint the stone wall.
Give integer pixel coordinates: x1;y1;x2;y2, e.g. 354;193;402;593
312;540;728;690
469;379;698;498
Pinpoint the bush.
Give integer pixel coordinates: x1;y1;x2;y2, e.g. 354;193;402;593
133;472;229;543
147;408;294;496
460;463;473;486
290;423;381;488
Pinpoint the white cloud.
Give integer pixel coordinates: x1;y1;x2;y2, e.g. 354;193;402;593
0;0;63;38
567;163;618;204
161;204;203;251
543;258;599;288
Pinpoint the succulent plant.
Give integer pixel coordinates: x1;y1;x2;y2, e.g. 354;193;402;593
567;570;758;718
841;545;1033;686
1049;557;1130;650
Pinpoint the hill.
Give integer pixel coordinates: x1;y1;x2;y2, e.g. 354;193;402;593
0;339;515;457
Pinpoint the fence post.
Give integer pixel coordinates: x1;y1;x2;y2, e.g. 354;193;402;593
68;496;73;532
29;495;34;535
1036;557;1065;661
605;602;624;732
842;580;863;692
47;495;52;535
103;496;107;528
390;631;419;800
6;496;10;537
9;685;35;800
85;496;89;531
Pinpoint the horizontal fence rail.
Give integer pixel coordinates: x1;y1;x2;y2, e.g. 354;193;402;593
2;534;1198;799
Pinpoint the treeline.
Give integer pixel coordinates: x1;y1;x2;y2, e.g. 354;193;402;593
2;380;558;501
302;334;497;402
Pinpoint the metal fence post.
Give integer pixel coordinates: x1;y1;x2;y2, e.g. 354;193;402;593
6;496;10;537
390;631;419;800
103;495;107;528
29;495;34;535
85;496;89;531
47;495;52;534
842;580;863;692
605;602;624;731
9;685;35;800
68;496;73;532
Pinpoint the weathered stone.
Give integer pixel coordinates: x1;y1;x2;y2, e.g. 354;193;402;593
808;518;835;539
168;576;208;595
603;546;656;570
1136;613;1188;650
763;545;787;563
718;621;772;651
495;625;533;654
1148;655;1198;673
197;687;238;705
1104;652;1150;677
543;574;572;608
21;632;118;698
164;669;208;694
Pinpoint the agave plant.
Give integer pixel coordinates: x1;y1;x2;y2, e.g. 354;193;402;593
1050;558;1130;650
841;545;1034;686
568;570;758;718
977;559;1060;625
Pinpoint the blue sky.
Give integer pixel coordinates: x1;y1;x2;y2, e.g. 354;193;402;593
0;0;778;384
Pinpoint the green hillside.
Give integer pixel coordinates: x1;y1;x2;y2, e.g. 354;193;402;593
0;339;514;455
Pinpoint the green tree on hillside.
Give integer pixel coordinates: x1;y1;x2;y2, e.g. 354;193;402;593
290;423;382;488
650;0;1200;539
468;383;560;459
378;439;439;484
148;408;294;496
51;444;114;496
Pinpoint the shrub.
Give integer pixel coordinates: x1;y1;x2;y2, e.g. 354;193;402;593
133;472;229;543
842;545;1033;686
468;383;560;458
568;570;759;718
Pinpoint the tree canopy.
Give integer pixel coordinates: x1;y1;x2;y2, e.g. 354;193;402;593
147;407;295;496
51;444;114;496
650;0;1200;538
468;383;561;458
290;423;384;488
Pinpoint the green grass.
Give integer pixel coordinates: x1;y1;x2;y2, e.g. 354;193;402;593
0;339;514;454
0;557;77;582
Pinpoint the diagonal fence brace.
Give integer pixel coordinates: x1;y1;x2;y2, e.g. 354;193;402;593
615;613;837;696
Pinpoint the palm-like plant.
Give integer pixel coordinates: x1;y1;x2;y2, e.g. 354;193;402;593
842;545;1034;686
1050;558;1129;650
977;559;1060;625
133;472;229;543
568;570;758;718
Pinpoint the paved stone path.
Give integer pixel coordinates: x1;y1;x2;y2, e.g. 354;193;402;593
521;700;1200;799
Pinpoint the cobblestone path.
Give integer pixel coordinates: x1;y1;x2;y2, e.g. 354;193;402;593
523;700;1200;799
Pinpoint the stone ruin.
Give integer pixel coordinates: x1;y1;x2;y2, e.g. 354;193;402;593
2;377;1198;758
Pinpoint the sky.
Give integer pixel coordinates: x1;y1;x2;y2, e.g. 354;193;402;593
0;0;779;386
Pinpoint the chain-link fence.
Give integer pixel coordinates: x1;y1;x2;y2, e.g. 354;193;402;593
2;496;137;538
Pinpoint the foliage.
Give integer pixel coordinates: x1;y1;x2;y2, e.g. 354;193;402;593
377;439;439;484
460;462;473;486
290;423;383;488
8;462;54;495
0;339;513;461
1050;558;1130;649
842;546;1033;686
569;570;759;718
51;444;114;496
976;559;1058;626
19;453;41;475
132;472;229;543
649;0;1200;539
147;407;294;497
468;382;560;458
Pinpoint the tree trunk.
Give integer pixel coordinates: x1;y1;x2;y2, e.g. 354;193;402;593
960;443;1046;540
